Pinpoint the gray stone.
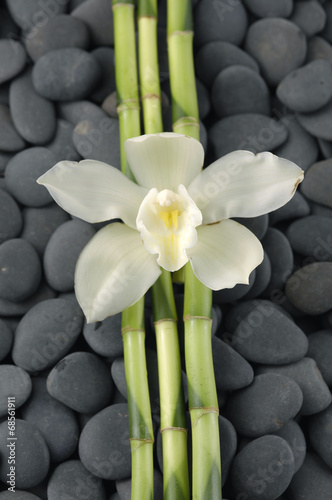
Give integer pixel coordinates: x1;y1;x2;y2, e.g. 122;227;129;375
258;358;332;415
245;18;307;86
43;219;96;292
290;1;326;37
285;262;332;315
21;377;79;462
0;419;50;489
212;65;270;118
209;114;288;157
245;252;272;299
47;460;107;500
195;41;259;88
277;60;332;113
226;373;303;437
9;69;56;144
244;0;293;18
72;0;114;46
298;98;332;141
46;119;80;162
5;147;56;207
0;492;41;500
0;280;56;317
25;14;90;61
5;0;68;30
0;319;12;361
309;403;332;468
306;36;332;65
286;215;332;261
58;99;107;125
300;158;332;207
83;313;123;359
0;238;41;302
271;420;306;473
288;453;332;500
307;330;332;386
79;403;131;480
0;365;31;417
12;298;83;372
0;104;26;152
32;48;101;101
262;228;294;298
0;189;22;244
90;47;116;103
0;39;26;85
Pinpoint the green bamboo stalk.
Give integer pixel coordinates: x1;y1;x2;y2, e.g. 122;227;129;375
113;2;154;499
138;2;190;498
167;1;222;498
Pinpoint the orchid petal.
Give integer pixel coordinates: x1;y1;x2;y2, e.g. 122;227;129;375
187;151;304;223
75;223;161;322
37;159;147;228
125;133;204;191
187;219;264;290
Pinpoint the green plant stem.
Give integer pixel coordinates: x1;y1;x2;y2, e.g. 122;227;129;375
167;0;222;498
113;2;154;499
138;2;190;497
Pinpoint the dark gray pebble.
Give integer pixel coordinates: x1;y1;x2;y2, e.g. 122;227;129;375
0;365;31;417
286;215;332;262
0;39;26;85
21;377;79;462
47;351;113;414
245;18;307;86
116;469;163;500
46;119;81;162
232;307;308;365
0;189;22;244
290;0;326;37
210;114;288;157
0;280;56;317
12;298;83;372
213;269;256;304
0;319;13;361
226;373;303;437
300;158;332;207
194;0;248;47
261;228;294;298
43;219;96;292
6;0;67;31
72;0;114;46
58;99;107;125
73;117;121;168
245;252;272;299
83;313;123;359
212;336;254;391
307;330;332;386
0;238;41;302
306;36;332;65
309;403;332;468
90;47;116;103
0;419;50;488
258;357;332;415
321;1;332;44
288;452;332;500
0;492;41;500
5;147;56;207
285;262;332;315
298;98;332;141
195;41;259;88
272;420;306;473
10;69;56;144
277;60;332;113
231;435;294;500
212;65;270;118
274;118;318;172
243;0;293;18
25;14;90;61
21;204;70;257
0;104;26;152
32;48;101;101
47;460;107;500
79;403;131;480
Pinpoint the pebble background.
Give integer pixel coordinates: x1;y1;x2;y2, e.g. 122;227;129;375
0;0;332;499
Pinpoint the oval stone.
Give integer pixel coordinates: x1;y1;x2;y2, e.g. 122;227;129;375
272;420;306;473
0;39;27;85
309;403;332;468
290;1;326;37
12;298;83;372
307;36;332;65
300;159;332;207
79;403;131;480
298;99;332;141
243;0;293;18
21;377;79;462
83;313;123;358
245;18;307;86
90;47;116;103
43;219;96;292
0;189;22;244
32;48;101;101
262;228;294;297
0;419;50;489
307;330;332;386
288;453;332;500
58;99;107;125
72;0;114;46
286;215;332;262
10;69;56;144
0;280;56;317
46;119;80;163
0;104;26;152
269;192;310;225
0;492;41;500
6;0;67;30
0;365;31;417
226;373;303;437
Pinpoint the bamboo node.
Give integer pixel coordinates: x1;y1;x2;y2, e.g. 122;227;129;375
160;426;188;434
167;30;194;40
130;437;154;452
141;93;161;101
117;99;140;114
189;406;219;427
112;2;135;10
121;327;145;336
183;314;212;323
173;116;199;132
153;318;177;326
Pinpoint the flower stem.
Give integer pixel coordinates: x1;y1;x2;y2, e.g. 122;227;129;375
167;1;222;498
113;2;154;499
138;2;190;498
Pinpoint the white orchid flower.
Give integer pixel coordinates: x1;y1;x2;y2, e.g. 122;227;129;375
37;133;303;323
